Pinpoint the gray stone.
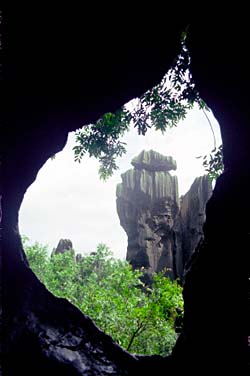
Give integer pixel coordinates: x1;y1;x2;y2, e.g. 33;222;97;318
179;175;213;274
131;150;177;172
76;253;84;262
53;239;74;255
116;150;212;281
51;239;75;258
116;150;180;280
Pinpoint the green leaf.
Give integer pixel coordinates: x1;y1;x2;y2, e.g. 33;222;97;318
23;238;183;356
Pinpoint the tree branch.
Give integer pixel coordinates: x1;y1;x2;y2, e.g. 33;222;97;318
126;321;145;352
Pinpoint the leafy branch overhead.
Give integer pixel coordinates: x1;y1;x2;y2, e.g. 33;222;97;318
73;31;223;181
73;112;130;180
202;145;224;181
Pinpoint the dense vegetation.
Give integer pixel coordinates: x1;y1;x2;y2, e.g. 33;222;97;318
23;236;184;356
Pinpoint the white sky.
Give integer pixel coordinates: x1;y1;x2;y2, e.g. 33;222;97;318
19;104;222;259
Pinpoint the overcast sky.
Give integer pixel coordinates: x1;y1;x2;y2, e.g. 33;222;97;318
19;104;222;259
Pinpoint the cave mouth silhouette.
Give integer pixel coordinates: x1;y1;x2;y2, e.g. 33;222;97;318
3;13;250;374
19;102;221;358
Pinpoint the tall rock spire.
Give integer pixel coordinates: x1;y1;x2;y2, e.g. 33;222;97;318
116;150;180;280
116;150;212;281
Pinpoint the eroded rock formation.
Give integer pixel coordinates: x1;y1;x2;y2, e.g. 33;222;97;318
179;175;212;273
116;150;212;280
52;239;84;263
117;150;180;280
2;12;249;374
52;238;74;255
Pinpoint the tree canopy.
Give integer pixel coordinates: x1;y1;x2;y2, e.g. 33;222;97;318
73;30;223;182
23;237;183;355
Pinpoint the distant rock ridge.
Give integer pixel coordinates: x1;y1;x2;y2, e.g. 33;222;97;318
116;150;212;280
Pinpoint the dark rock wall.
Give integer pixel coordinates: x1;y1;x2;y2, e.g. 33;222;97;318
2;14;185;374
2;12;250;374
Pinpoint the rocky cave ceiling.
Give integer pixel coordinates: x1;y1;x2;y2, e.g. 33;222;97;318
2;10;250;374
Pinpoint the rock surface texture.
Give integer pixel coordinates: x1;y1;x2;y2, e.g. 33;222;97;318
52;239;74;255
116;150;213;280
2;12;250;374
179;175;213;274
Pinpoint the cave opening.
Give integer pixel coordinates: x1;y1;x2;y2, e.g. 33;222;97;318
3;13;249;374
18;98;222;357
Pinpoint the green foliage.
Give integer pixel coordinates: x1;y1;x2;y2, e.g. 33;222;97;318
47;250;78;299
73;28;224;182
202;144;224;181
23;238;184;356
73;30;210;180
22;235;49;282
130;31;203;136
73;111;130;180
